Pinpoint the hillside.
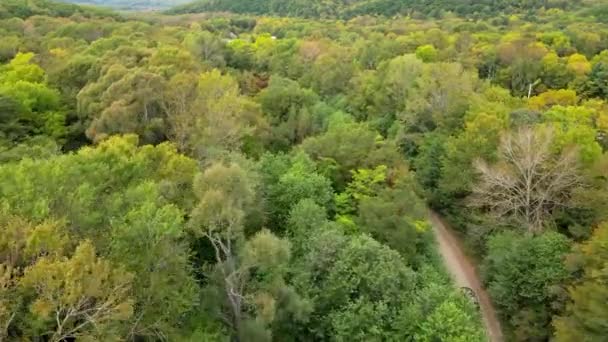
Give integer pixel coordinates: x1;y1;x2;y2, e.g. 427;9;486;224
0;0;118;18
168;0;580;18
60;0;190;11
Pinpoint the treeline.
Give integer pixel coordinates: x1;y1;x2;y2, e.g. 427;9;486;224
168;0;580;19
0;0;118;19
61;0;192;11
0;0;607;341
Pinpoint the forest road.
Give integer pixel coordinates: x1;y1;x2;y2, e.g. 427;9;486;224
429;211;504;342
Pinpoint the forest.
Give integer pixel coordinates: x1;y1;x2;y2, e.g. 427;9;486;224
0;0;607;341
63;0;191;11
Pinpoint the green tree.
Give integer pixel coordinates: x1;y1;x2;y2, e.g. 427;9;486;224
260;152;333;231
357;178;431;264
554;223;608;341
483;231;571;341
183;29;226;68
190;161;300;340
0;136;200;339
415;301;486;342
0;53;66;142
301;114;401;187
415;44;438;62
257;76;321;147
292;231;417;340
580;62;608;99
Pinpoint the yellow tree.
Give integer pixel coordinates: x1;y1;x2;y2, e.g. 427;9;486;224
20;241;134;342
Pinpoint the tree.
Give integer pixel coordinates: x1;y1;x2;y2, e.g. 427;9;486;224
291;231;417;340
567;53;592;76
0;53;66;142
20;241;134;341
301;45;354;96
554;223;608;341
470;127;583;233
541;52;574;90
415;44;438;62
415;301;486;342
438;87;515;198
190;162;256;337
301;114;401;187
528;89;577;111
483;231;570;341
260;152;334;231
256;76;321;147
357;178;431;264
190;161;297;340
183;29;226;68
0;136;200;340
335;165;388;217
166;70;266;160
107;186;198;339
399;61;477;138
0;215;62;340
86;68;167;144
0;264;17;341
580;62;608;99
542;105;603;165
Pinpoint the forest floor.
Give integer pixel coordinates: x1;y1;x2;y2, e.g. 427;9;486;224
430;211;504;342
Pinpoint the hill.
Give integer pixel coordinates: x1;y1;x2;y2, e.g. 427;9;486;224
0;0;118;19
59;0;191;10
167;0;578;18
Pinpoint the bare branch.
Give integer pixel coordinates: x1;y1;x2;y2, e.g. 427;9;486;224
469;127;583;233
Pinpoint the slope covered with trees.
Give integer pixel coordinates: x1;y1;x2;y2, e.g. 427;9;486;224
1;0;607;341
61;0;191;11
169;0;584;19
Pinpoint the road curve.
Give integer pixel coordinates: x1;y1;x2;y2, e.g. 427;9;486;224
429;211;504;342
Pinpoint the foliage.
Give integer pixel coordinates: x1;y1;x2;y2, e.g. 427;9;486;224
1;0;608;340
483;231;571;340
169;0;581;19
0;53;66;143
20;241;134;341
553;223;608;341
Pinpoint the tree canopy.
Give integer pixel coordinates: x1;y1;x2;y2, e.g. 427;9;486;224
1;0;608;340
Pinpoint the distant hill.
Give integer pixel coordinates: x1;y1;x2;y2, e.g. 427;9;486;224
0;0;118;19
59;0;191;11
167;0;579;18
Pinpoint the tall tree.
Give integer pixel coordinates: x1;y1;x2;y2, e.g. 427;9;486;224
190;161;296;340
470;127;583;233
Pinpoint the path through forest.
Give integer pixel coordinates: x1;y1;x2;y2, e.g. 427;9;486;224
429;211;504;342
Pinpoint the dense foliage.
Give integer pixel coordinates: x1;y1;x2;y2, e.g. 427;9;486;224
62;0;191;11
169;0;582;19
1;0;608;341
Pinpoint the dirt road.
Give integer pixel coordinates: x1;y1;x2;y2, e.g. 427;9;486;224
429;211;504;342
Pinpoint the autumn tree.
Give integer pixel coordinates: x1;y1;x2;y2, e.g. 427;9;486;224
0;136;201;340
20;241;134;341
